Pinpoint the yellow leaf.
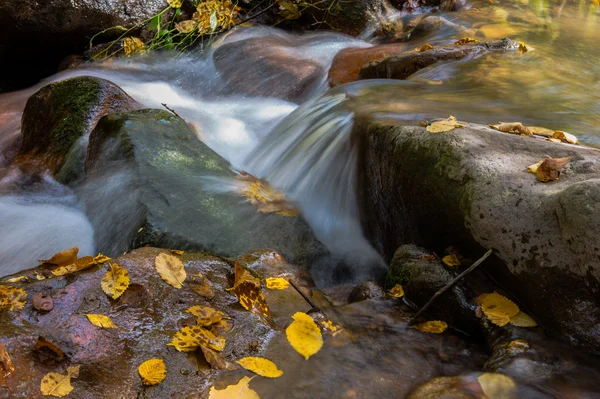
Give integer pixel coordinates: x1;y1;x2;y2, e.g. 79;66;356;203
527;160;543;174
455;37;480;45
416;43;433;52
123;37;145;56
442;254;461;267
426;116;464;133
229;260;273;323
50;256;96;276
0;285;27;311
528;126;554;136
155;253;187;289
285;312;323;360
4;276;28;283
186;305;226;326
190;274;215;299
209;376;259;399
535;157;570;182
552;131;578;144
169;249;184;256
265;277;290;290
477;372;517;399
167;0;183;8
518;41;529;53
93;254;111;264
86;314;118;328
0;342;15;387
509;311;537;327
410;320;448;334
201;345;232;370
138;358;166;386
101;263;130;300
236;356;283;378
211;318;234;336
40;366;80;397
478;292;520;326
489;122;532;136
168;326;226;352
506;339;529;354
236;173;299;216
276;0;301;19
39;246;78;265
176;20;197;34
388;284;404;298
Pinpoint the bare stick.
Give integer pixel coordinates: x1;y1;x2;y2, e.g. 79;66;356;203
408;249;493;325
289;279;319;311
161;103;181;119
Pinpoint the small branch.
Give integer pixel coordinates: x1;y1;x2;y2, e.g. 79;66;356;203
289;279;320;311
408;249;493;325
161;103;181;119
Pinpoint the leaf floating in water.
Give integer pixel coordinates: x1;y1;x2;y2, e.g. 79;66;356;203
40;366;80;397
39;246;79;266
455;37;480;45
410;320;448;334
0;342;14;387
489;122;532;136
508;311;537;327
426;116;464;133
229;260;273;324
169;326;226;352
442;254;461;267
477;292;519;327
0;285;27;311
477;372;517;399
155;253;187;289
388;284;405;298
138;358;167;386
101;263;130;300
506;339;530;354
208;376;260;399
416;43;433;52
86;314;118;329
286;312;323;360
552;131;578;144
535;157;570;182
236;172;299;217
265;277;290;290
186;305;226;326
236;356;283;378
123;37;145;56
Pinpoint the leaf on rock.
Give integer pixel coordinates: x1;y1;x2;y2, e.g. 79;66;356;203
169;249;184;256
176;20;197;34
265;277;290;290
477;292;519;327
236;172;299;217
186;305;226;326
190;274;215;299
167;0;183;8
0;343;14;387
34;337;65;361
442;254;461;267
208;376;259;399
426;116;464;133
527;160;544;174
201;345;234;370
388;284;405;298
155;253;187;289
40;366;80;397
93;254;111;264
229;260;273;324
4;276;28;283
416;43;433;52
0;285;27;311
86;314;118;329
489;122;532;136
39;246;79;266
509;311;537;327
552;131;578;144
528;126;554;137
455;37;480;45
286;312;323;360
50;256;95;276
169;326;226;352
236;356;283;378
409;320;448;334
211;318;234;336
477;372;517;399
506;339;530;354
138;358;166;386
535;157;570;182
123;37;145;56
101;263;130;300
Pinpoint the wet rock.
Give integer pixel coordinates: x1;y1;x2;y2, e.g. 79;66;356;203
348;281;383;303
83;109;327;264
32;292;54;312
364;120;600;352
18;76;140;183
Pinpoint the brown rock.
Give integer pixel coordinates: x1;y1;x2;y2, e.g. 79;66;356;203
32;292;54;312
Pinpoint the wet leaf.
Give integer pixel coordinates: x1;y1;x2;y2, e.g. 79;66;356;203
426;116;464;133
535;157;570;182
529;126;554;136
477;372;517;399
93;254;111;264
236;356;283;378
518;41;530;53
388;284;405;298
208;376;259;399
455;37;480;45
169;249;184;256
186;305;226;326
319;320;353;347
50;256;96;276
506;339;530;354
155;253;187;289
176;20;197;34
169;326;226;352
123;37;145;56
408;376;466;399
410;320;448;334
527;160;544;174
86;314;118;329
477;292;519;326
286;312;323;360
416;43;433;52
40;366;80;397
101;263;130;300
236;173;299;216
229;260;273;323
4;275;28;283
509;311;537;327
442;254;461;267
265;277;290;290
489;122;532;136
0;285;27;311
0;342;14;387
39;246;79;266
190;274;215;299
138;358;166;385
552;131;578;144
211;318;234;335
167;0;183;8
34;337;65;361
201;345;233;370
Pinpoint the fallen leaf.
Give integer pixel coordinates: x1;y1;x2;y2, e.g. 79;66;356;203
388;284;405;298
265;277;290;290
50;256;96;276
442;254;461;267
138;358;166;385
236;173;299;216
0;285;27;311
527;160;544;174
86;314;118;329
410;320;448;334
416;43;433;52
477;372;517;399
39;246;78;266
506;339;530;354
477;292;519;327
93;254;111;264
508;311;537;327
489;122;532;136
229;260;273;324
285;312;323;360
426;116;464;133
40;366;80;397
529;126;554;136
176;20;197;33
167;0;183;7
155;253;187;289
455;37;480;45
0;343;14;387
236;356;283;378
208;376;259;399
552;131;578;144
101;263;130;300
4;276;28;283
190;275;215;299
169;250;184;256
34;337;65;361
518;41;530;52
211;318;234;336
123;37;145;56
535;157;570;182
186;305;226;326
169;326;226;352
201;345;233;370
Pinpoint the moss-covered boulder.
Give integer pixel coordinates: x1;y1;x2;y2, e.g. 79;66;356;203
18;76;139;183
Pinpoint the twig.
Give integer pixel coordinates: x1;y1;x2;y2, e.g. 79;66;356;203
289;279;320;311
407;249;493;325
161;103;181;119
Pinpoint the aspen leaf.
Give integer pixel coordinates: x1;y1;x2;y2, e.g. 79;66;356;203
94;254;111;264
527;160;543;174
138;358;166;385
426;116;464;133
40;366;80;397
39;246;78;266
410;320;448;334
123;37;145;56
0;285;27;311
442;254;461;267
535;157;570;182
0;343;14;388
388;284;404;298
155;253;187;288
101;263;130;300
455;37;480;45
506;339;529;354
169;326;226;352
416;43;433;52
509;311;537;327
229;260;273;323
208;376;259;399
552;131;578;144
477;373;517;399
265;277;290;290
50;256;96;276
489;122;532;136
186;305;225;326
477;292;519;326
167;0;183;8
236;357;283;378
86;314;118;329
286;312;323;360
176;20;197;33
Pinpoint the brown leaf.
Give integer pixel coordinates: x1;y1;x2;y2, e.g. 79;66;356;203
0;343;14;387
416;43;433;52
489;122;532;136
189;273;215;299
535;157;570;182
39;246;79;266
455;37;480;45
201;345;236;370
229;260;273;324
552;131;578;144
34;336;65;361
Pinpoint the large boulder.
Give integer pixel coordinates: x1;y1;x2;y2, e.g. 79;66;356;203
363;120;600;352
82;109;327;264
